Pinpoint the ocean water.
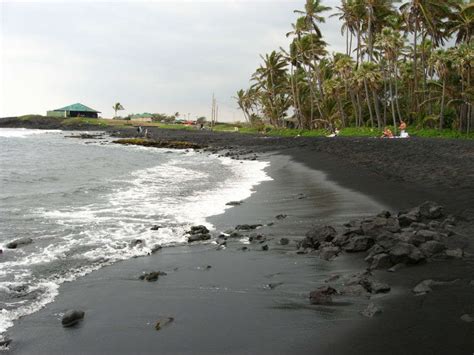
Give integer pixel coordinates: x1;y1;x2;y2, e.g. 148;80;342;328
0;128;271;335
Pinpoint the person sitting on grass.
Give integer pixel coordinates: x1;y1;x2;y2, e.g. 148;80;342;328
327;127;340;137
399;121;409;138
381;127;394;138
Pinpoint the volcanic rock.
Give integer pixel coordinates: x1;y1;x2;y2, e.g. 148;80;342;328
320;246;340;261
187;233;211;243
6;237;33;249
303;225;337;249
343;236;374;252
419;201;444;219
61;310;85;327
369;253;393;270
361;303;382;317
419;240;446;257
139;271;167;281
309;286;337;305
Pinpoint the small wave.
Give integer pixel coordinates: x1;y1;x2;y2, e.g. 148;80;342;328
0;128;61;138
0;149;272;336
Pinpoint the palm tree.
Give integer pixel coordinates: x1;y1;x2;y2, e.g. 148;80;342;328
289;33;328;127
236;0;471;134
251;51;291;127
235;90;250;122
400;0;456;110
291;0;330;127
449;2;474;45
428;49;451;129
323;77;348;127
334;54;360;126
332;0;359;56
356;62;383;127
112;102;124;118
450;44;473;132
362;0;397;62
376;27;406;131
294;0;332;38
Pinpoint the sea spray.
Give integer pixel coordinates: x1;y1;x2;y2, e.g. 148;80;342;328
0;128;272;335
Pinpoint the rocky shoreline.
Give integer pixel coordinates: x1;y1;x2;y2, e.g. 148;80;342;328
181;200;471;319
1;123;473;353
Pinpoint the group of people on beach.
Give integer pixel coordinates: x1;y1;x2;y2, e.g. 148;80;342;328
381;121;409;139
136;126;149;138
326;121;409;138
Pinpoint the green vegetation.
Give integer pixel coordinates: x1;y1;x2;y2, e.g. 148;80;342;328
62;118;107;126
236;0;473;135
215;125;474;138
112;102;125;118
18;114;61;121
11;111;474;139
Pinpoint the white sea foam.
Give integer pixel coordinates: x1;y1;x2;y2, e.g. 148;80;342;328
0;128;61;138
0;148;272;335
0;282;59;340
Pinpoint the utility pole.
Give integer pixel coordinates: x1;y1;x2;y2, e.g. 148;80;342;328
211;94;216;130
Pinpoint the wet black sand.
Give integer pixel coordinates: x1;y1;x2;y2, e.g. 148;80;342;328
1;121;474;354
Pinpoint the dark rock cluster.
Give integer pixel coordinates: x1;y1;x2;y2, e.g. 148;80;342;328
299;201;463;269
5;237;33;249
139;271;167;282
186;225;211;243
114;138;205;150
304;201;467;315
61;310;85;327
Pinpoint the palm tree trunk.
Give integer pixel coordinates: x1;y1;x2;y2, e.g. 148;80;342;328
337;96;346;128
364;79;374;127
368;6;373;62
467;104;472;134
289;64;301;127
356;93;363;126
382;66;388;126
421;33;427;105
346;30;349;56
389;77;397;134
356;26;361;68
413;20;419;110
349;90;359;126
349;32;353;57
468;70;472;134
372;89;382;129
393;62;403;122
439;78;446;130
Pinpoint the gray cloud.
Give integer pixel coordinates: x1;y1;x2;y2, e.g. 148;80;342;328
1;0;343;121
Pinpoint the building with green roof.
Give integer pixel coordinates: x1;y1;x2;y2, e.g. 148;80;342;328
47;103;101;118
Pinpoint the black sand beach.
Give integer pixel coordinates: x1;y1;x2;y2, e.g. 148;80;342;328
1;121;474;354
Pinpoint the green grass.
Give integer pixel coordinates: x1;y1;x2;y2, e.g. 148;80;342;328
10;115;473;139
62;118;107;126
230;125;474;139
18;114;62;121
227;126;379;137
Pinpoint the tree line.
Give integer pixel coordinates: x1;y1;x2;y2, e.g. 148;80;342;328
236;0;473;134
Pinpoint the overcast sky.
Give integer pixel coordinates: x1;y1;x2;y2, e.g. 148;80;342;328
0;0;345;121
